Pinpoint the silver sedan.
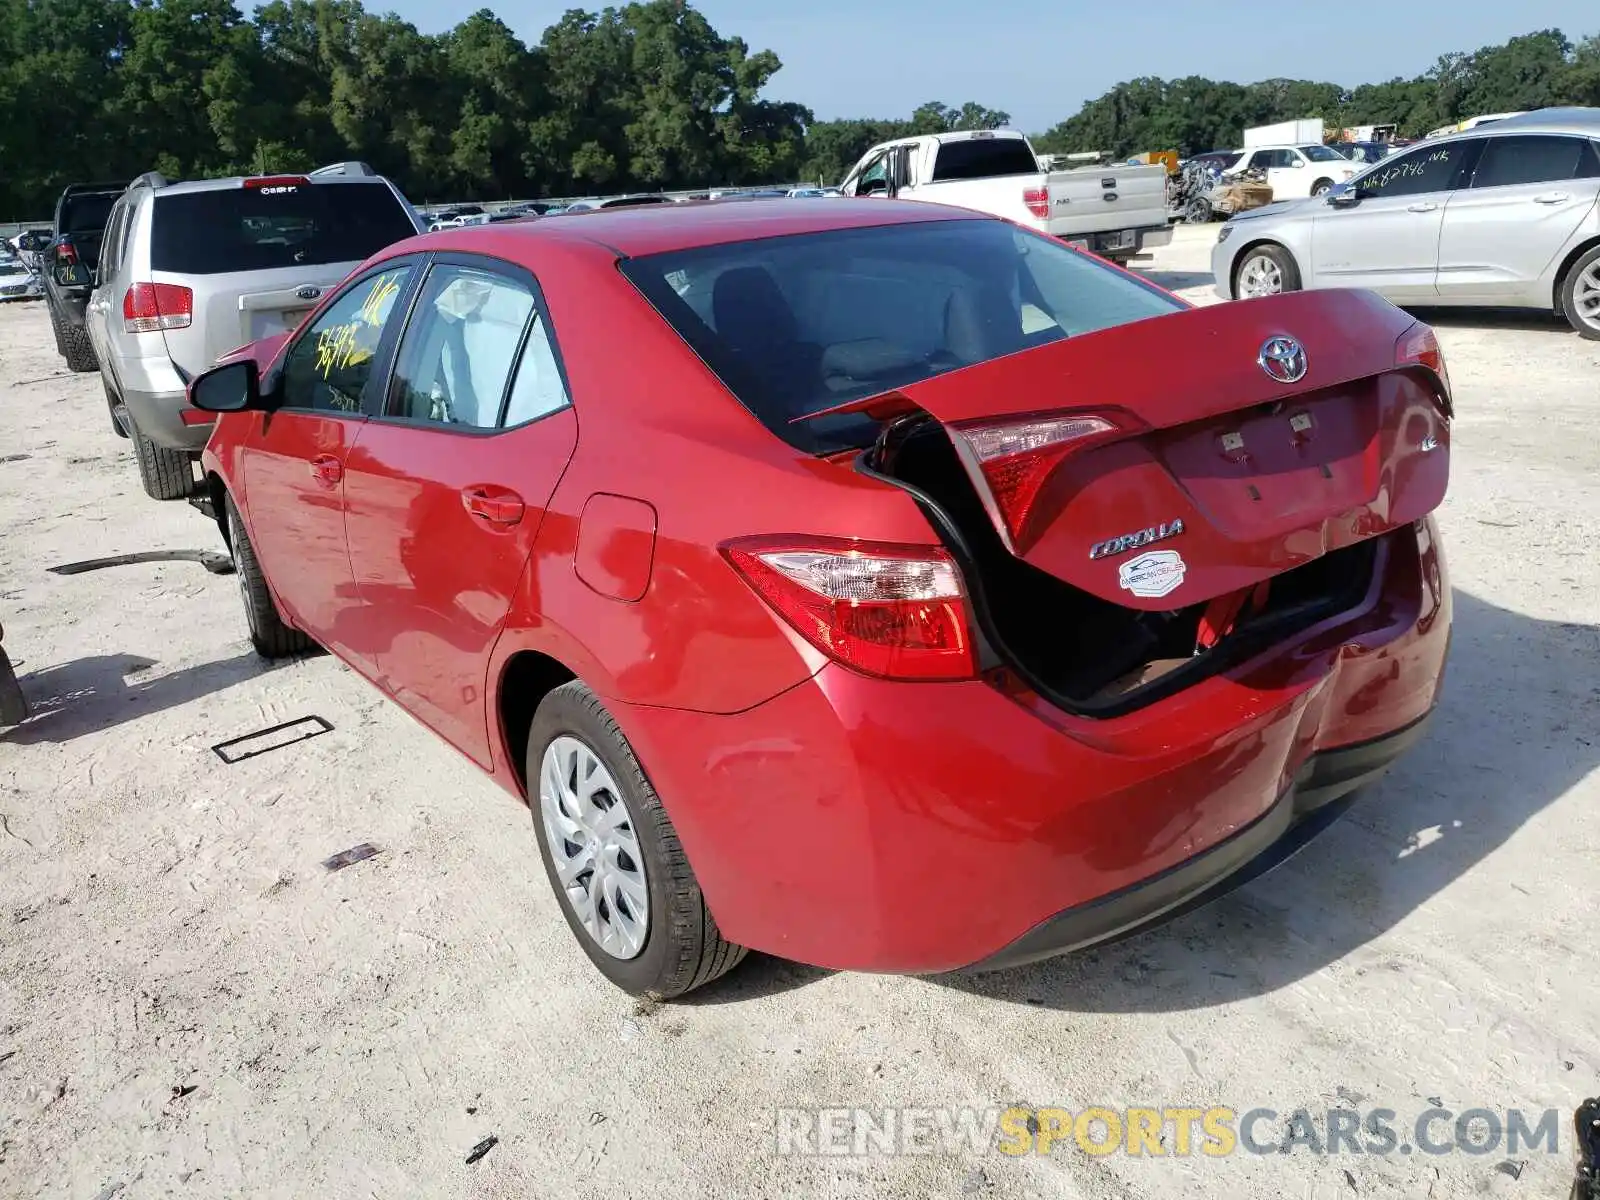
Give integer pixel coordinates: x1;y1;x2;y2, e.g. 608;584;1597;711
1210;107;1600;339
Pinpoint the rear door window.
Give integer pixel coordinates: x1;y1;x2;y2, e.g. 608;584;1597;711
929;138;1039;181
1470;135;1600;187
150;181;417;275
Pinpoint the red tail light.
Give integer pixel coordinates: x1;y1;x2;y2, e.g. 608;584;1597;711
1395;322;1451;411
722;536;976;681
57;243;79;265
1022;185;1050;220
244;175;309;191
949;413;1141;552
123;282;193;333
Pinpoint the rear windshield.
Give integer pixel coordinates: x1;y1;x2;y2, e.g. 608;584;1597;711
930;138;1040;182
61;194;117;233
620;218;1185;452
150;181;416;275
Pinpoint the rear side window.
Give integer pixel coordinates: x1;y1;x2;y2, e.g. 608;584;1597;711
1471;135;1599;187
620;218;1184;452
930;138;1039;182
150;181;417;275
60;194;117;233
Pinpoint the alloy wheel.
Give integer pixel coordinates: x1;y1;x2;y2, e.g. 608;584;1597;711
1576;261;1600;333
1238;254;1284;298
539;735;650;960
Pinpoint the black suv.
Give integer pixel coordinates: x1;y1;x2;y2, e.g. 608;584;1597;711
41;181;129;372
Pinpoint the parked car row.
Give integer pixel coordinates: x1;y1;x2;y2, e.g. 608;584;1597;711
1212;107;1600;339
0;243;44;302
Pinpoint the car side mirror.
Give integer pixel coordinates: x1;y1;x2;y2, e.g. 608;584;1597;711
858;178;889;198
189;359;262;414
1327;189;1362;209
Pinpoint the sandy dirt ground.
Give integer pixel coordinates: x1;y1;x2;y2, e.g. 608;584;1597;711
2;224;1598;1200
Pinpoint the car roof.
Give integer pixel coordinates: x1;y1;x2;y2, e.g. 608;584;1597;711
1462;106;1600;136
403;197;989;259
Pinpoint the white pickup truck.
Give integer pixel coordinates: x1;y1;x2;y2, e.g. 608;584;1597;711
838;129;1172;263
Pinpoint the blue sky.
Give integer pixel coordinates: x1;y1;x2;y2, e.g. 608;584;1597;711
386;0;1599;131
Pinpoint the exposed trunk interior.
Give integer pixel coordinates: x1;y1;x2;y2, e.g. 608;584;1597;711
865;417;1380;715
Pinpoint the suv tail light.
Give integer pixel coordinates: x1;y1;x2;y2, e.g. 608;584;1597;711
57;242;79;265
948;412;1142;552
722;536;976;681
1022;185;1050;220
244;175;309;191
123;282;193;333
1395;322;1452;413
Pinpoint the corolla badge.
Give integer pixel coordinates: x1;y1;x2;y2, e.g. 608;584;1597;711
296;285;323;301
1089;519;1185;561
1258;334;1308;384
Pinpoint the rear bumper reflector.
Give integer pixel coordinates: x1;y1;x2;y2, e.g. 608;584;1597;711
179;408;216;426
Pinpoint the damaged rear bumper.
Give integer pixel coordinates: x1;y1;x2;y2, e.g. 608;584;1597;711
963;713;1433;973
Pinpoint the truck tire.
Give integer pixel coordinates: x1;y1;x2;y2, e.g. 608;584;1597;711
226;497;313;659
1558;243;1600;341
1311;178;1335;196
60;320;98;373
131;424;194;501
47;300;66;356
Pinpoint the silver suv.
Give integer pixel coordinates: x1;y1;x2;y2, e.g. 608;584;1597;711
86;163;426;499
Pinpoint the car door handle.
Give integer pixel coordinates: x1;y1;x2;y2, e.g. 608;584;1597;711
460;485;524;527
309;455;343;486
1407;203;1439;213
1533;192;1569;205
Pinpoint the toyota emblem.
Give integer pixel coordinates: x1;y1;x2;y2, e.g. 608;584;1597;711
1258;335;1308;384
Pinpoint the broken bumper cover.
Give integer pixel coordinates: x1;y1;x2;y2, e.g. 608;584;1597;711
963;713;1433;973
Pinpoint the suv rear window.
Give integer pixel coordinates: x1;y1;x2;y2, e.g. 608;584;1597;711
60;194;117;233
150;181;417;275
619;218;1183;452
930;137;1040;182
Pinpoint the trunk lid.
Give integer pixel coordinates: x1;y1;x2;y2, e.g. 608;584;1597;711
831;289;1450;610
1044;162;1169;237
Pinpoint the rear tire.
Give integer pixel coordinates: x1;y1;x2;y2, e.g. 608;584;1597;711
1558;244;1600;341
60;321;97;372
131;423;193;501
226;498;313;659
1233;243;1301;300
47;300;66;356
528;681;747;998
1311;179;1334;197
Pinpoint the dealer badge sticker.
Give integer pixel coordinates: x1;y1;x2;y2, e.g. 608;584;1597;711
1119;550;1187;599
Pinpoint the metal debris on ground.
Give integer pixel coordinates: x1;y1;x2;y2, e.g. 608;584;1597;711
465;1135;498;1165
49;549;234;576
0;454;32;464
321;843;380;872
211;715;333;764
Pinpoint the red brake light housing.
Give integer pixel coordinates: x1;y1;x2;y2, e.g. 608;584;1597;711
1395;322;1452;414
243;175;309;193
722;536;976;681
56;242;79;265
947;411;1144;553
123;282;193;333
1022;185;1050;220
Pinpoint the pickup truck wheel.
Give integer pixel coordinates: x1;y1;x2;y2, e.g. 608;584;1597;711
1234;244;1301;299
226;498;313;658
130;423;194;501
528;681;748;999
1311;179;1334;196
60;320;98;372
1558;244;1600;341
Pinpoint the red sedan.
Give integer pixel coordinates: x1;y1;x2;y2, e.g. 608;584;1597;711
185;199;1452;997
